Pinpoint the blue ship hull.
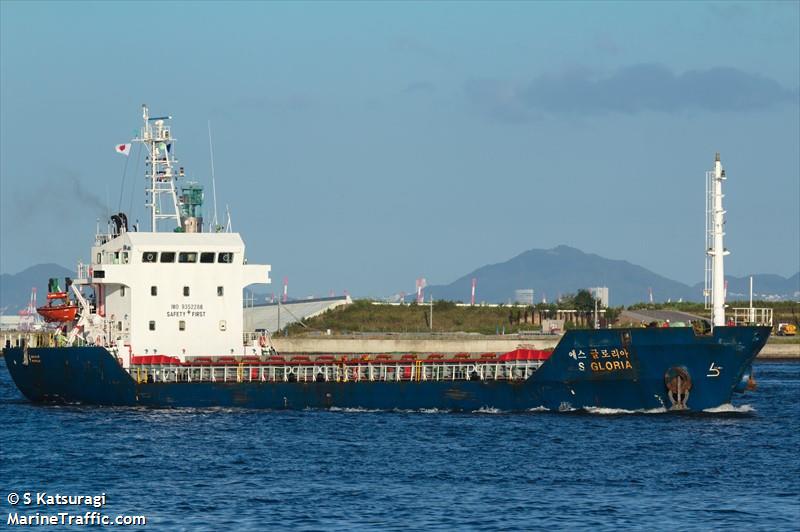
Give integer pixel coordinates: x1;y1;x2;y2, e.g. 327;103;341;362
3;327;769;411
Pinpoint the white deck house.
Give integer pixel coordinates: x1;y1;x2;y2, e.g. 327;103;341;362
85;231;270;360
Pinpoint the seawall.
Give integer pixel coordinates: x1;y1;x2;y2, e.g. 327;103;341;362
271;335;799;359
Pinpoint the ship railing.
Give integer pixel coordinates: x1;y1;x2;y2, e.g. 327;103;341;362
730;307;773;327
127;360;545;385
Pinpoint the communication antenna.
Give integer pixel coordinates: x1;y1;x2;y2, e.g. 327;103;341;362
225;204;233;232
471;278;477;306
207;121;220;231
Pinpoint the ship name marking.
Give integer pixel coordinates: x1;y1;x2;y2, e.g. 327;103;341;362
591;360;633;372
570;348;630;372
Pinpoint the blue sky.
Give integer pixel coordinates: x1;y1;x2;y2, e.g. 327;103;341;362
1;1;798;299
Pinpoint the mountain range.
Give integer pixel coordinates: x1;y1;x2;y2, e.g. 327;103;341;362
423;245;799;306
1;247;798;313
0;263;76;315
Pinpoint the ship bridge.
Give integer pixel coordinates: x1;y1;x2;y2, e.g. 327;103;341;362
82;231;270;362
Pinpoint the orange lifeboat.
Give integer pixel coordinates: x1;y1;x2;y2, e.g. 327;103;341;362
37;286;79;323
37;304;79;323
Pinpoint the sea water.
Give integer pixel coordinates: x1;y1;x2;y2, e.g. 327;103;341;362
1;360;798;530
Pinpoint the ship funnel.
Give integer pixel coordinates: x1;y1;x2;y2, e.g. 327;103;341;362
179;183;204;233
110;212;128;236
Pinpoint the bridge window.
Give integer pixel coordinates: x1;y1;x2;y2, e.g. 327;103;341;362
200;252;215;263
149;321;156;331
179;252;197;263
160;252;176;263
142;252;157;263
183;286;190;296
218;252;234;264
151;286;157;296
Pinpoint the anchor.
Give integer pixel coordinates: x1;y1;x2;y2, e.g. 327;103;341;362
665;366;692;410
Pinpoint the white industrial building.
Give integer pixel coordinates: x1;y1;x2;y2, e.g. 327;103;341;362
590;286;610;307
514;289;535;305
244;296;351;333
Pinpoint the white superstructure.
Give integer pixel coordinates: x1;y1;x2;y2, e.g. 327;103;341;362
70;106;271;366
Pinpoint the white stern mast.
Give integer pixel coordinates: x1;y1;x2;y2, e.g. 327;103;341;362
705;152;729;328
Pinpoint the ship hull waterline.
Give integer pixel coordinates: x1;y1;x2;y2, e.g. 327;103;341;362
3;327;769;412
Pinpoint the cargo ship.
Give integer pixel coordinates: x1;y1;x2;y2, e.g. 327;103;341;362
3;107;770;411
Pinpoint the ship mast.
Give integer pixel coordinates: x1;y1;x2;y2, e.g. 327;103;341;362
704;152;729;328
134;104;182;232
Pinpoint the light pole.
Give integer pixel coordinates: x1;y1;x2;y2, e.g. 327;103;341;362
430;296;433;331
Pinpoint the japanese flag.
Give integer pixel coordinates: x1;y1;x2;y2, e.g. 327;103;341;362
115;143;131;156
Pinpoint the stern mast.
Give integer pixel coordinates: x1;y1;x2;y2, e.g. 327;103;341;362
705;152;729;328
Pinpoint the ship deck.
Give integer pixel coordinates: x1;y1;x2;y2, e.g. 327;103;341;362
128;351;549;384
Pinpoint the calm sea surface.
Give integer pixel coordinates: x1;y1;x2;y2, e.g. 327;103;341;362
1;359;798;531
